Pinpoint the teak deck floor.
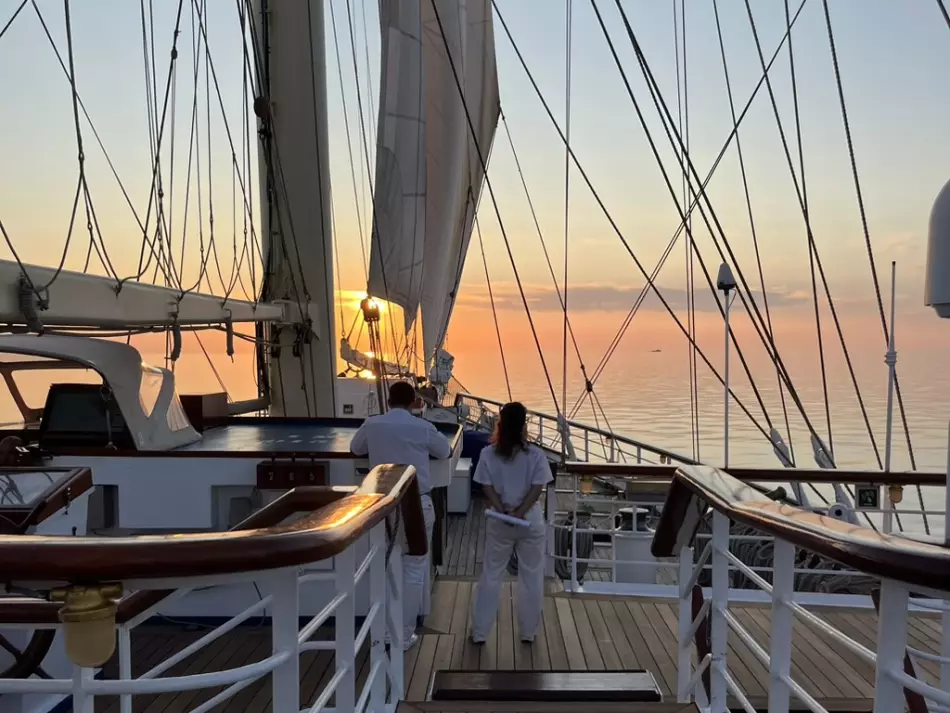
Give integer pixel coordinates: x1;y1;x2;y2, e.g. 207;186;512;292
72;498;942;713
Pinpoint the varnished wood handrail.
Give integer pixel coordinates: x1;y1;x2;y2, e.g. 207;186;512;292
562;461;947;487
0;486;360;625
0;463;426;582
652;465;950;593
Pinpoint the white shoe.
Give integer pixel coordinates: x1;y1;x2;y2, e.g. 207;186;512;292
383;634;418;648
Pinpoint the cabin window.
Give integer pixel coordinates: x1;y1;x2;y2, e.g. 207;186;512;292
0;356;102;428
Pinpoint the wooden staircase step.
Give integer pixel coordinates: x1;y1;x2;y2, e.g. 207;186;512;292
429;670;662;703
403;703;696;713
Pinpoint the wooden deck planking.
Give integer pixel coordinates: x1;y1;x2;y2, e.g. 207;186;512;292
58;490;942;711
417;580;942;707
61;584;940;713
75;579;933;711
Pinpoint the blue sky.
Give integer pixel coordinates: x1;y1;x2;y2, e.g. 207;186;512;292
1;0;949;317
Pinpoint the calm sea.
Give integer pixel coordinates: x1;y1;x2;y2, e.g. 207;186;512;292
6;340;947;535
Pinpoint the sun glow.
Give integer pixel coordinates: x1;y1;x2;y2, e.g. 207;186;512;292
340;290;389;314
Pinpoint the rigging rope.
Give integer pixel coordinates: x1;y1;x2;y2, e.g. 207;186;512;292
592;0;779;434
26;3;127;288
117;0;185;289
474;216;511;401
562;0;573;458
429;0;561;415
673;0;700;461
938;0;950;31
607;0;863;474
343;0;409;381
563;0;808;427
305;0;339;416
327;1;370;277
712;0;795;465
820;0;922;530
492;0;773;443
0;1;26;41
781;0;835;504
501;111;597;429
240;0;339;417
739;0;884;476
27;1;166;287
192;331;230;399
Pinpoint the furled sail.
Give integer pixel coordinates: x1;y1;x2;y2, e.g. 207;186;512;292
367;0;427;333
419;0;500;363
368;0;500;362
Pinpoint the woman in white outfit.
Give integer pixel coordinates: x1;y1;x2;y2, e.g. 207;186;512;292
470;402;553;644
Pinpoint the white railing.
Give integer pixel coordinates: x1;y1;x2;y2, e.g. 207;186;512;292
676;514;950;712
0;520;405;713
455;392;694;466
544;490;936;604
457;391;943;540
658;465;950;713
542;466;946;605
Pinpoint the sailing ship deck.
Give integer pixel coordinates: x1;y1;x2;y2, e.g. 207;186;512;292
73;497;942;712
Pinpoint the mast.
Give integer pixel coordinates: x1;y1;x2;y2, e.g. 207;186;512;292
253;0;337;417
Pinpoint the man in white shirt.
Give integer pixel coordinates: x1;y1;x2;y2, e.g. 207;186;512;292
350;381;452;650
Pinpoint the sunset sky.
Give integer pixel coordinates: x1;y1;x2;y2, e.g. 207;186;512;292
2;0;950;377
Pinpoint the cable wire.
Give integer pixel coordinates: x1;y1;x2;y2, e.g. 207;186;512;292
492;0;772;441
475;215;511;401
429;0;561;414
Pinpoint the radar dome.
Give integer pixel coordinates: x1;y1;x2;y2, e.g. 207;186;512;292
925;177;950;318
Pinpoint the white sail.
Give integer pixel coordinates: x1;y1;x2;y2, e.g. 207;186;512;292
419;0;500;363
367;0;428;332
368;0;500;363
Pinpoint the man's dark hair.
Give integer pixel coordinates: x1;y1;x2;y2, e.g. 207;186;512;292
388;381;416;408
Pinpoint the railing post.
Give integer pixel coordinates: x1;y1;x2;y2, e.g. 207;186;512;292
571;475;579;590
370;523;387;713
710;511;729;711
271;568;300;713
118;626;133;713
676;545;693;703
545;485;556;578
73;667;94;713
388;542;405;700
942;604;950;694
768;539;796;713
335;546;357;713
584;430;589;461
611;517;618;584
873;579;910;713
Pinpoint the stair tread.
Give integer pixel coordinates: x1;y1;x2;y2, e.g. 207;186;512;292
403;704;696;713
430;669;662;702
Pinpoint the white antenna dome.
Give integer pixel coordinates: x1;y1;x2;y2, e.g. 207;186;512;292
925;177;950;318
